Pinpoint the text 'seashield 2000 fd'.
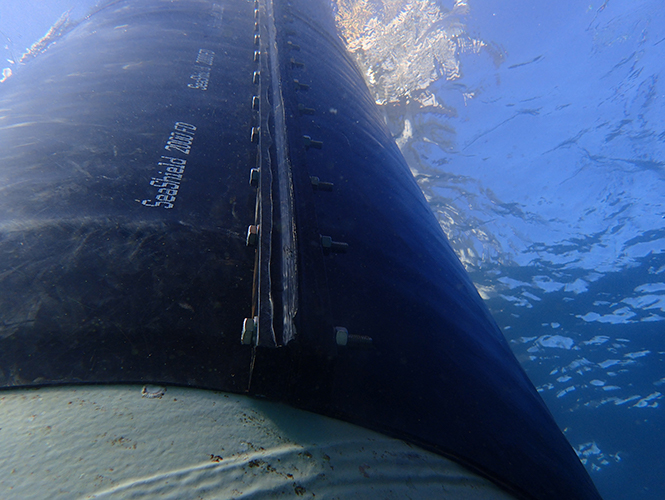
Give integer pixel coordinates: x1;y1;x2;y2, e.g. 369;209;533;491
0;1;259;390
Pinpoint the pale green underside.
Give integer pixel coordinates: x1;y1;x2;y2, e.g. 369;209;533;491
0;385;516;499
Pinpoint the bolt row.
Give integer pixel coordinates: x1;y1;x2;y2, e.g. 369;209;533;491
242;0;264;347
279;2;370;349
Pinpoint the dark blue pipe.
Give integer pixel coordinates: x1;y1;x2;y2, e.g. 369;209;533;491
0;1;602;499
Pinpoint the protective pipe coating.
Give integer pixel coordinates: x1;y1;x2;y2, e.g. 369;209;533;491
0;1;602;499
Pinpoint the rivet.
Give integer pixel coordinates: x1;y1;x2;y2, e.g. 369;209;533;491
253;71;260;85
251;127;260;143
254;50;261;62
302;135;323;149
254;8;259;19
254;34;260;45
246;225;259;246
241;316;258;345
252;95;260;110
287;41;301;51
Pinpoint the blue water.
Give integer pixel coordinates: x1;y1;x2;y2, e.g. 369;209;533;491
2;1;663;499
0;0;94;67
463;2;665;498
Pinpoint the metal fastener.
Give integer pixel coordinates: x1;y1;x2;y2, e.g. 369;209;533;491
335;327;372;347
310;176;334;191
246;225;259;246
302;135;323;149
298;103;315;115
249;168;260;187
290;58;304;68
321;235;348;252
242;317;258;345
293;79;309;91
335;327;348;346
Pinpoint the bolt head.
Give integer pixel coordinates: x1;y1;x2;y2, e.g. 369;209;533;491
241;317;258;345
335;327;348;346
